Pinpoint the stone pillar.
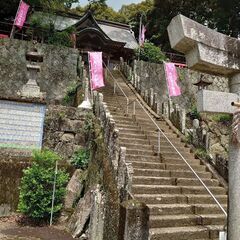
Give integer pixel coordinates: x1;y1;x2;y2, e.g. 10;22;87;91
229;74;240;94
228;115;240;239
118;200;149;240
89;187;105;240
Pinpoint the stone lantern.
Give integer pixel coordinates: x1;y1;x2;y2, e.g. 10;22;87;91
19;46;45;99
193;74;212;90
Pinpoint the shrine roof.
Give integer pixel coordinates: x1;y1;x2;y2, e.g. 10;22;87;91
32;11;138;50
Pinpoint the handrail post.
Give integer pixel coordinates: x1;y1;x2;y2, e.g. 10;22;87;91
158;130;161;156
133;100;136;116
114;81;116;94
127;99;129;115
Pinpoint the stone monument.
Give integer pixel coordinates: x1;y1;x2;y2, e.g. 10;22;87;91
167;14;240;240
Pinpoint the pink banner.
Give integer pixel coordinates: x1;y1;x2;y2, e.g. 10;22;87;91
164;62;181;97
139;25;146;46
89;52;105;91
15;1;29;29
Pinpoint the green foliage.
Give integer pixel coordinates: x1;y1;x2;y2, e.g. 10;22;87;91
71;149;90;169
119;0;153;34
136;42;166;63
84;112;95;134
18;150;69;221
63;82;78;105
28;12;75;47
73;2;126;23
188;105;201;120
211;113;232;123
195;147;211;161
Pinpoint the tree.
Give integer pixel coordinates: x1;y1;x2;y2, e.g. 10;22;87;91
119;0;154;38
73;2;127;23
148;0;240;51
0;0;78;21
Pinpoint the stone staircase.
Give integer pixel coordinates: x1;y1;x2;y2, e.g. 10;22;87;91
100;71;227;240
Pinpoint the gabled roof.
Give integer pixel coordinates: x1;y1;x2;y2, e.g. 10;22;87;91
32;10;138;50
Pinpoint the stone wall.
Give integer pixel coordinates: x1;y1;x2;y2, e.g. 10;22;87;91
122;59;229;109
43;105;88;159
0;104;86;214
0;39;80;103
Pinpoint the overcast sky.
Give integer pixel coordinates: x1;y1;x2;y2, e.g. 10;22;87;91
73;0;143;11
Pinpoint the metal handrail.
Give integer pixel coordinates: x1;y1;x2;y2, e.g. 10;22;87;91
116;68;227;218
104;63;129;113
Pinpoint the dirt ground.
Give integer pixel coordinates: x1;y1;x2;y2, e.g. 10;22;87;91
0;216;74;240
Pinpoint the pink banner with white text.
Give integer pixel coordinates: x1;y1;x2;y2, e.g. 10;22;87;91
89;52;105;91
164;62;181;97
15;1;29;29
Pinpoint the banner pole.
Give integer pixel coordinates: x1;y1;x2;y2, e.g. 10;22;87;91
163;61;171;101
10;0;22;39
88;52;94;103
138;13;143;61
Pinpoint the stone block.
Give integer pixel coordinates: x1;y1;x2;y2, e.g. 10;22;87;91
118;200;149;240
167;14;240;76
64;169;84;209
196;90;238;114
89;186;105;240
68;188;93;238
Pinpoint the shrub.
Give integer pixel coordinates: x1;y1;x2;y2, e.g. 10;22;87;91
136;42;167;63
18;150;69;222
71;149;90;170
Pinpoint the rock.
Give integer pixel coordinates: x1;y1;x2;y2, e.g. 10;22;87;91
61;133;75;142
209;143;226;159
89;186;105;240
54;142;75;159
220;135;229;148
64;169;84;209
193;119;200;129
68;188;94;238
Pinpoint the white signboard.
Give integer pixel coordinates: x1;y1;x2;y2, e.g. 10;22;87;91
0;100;46;150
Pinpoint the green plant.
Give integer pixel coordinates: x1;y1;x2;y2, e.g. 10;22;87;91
83;112;95;134
194;147;211;161
71;149;90;170
188;105;201;120
63;82;78;105
211;113;232;123
185;132;193;144
135;42;167;63
18;150;69;222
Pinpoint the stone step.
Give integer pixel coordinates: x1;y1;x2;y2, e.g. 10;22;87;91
132;185;226;195
165;163;206;172
148;204;193;215
149;226;210;240
119;132;147;140
130;161;205;172
161;151;194;159
126;154;160;162
148;204;227;216
150;214;225;228
132;176;219;187
117;125;141;131
120;143;153;150
127;149;155;156
134;194;227;205
161;157;200;165
133;168;212;179
120;138;150;145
